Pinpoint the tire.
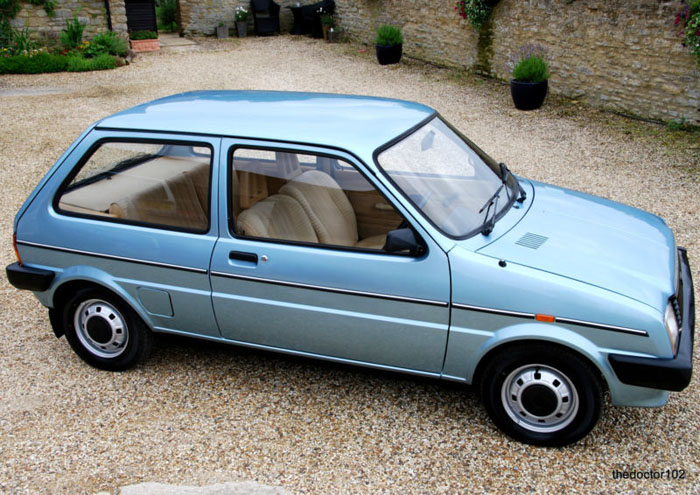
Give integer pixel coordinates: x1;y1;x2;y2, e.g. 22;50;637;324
479;344;603;447
61;288;152;371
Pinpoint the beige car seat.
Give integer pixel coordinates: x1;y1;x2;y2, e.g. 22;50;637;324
280;170;386;249
235;168;318;243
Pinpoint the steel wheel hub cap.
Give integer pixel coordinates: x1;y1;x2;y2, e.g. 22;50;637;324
501;364;579;433
74;299;128;358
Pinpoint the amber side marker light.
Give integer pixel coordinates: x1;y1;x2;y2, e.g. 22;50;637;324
535;314;556;323
12;233;22;265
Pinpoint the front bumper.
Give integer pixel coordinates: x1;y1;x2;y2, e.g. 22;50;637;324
608;248;695;392
5;262;55;292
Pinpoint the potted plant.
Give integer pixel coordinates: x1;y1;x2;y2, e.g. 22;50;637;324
319;10;334;41
217;22;229;39
508;43;550;110
235;6;249;38
129;30;160;53
328;27;340;43
375;24;402;65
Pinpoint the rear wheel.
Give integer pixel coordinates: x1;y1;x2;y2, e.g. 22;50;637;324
61;288;152;371
479;344;603;446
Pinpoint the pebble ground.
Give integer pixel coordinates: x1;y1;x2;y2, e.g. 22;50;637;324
1;36;699;495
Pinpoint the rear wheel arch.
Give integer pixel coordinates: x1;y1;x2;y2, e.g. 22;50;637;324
49;280;153;338
52;284;153;370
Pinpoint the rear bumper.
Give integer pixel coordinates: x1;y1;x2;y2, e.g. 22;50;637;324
5;262;55;292
608;248;694;392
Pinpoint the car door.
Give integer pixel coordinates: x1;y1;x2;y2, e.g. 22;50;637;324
209;140;451;374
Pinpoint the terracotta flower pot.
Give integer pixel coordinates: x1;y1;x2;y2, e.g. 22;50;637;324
129;38;160;53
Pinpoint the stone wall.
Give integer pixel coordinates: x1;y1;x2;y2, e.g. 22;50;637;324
335;0;700;123
178;0;299;36
9;0;128;43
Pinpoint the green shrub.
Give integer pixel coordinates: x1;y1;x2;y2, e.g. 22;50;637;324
129;30;158;40
60;11;85;51
66;53;116;72
0;52;67;74
375;24;402;46
85;31;128;57
156;0;178;32
512;55;549;83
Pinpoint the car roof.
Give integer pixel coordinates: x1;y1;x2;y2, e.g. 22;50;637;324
96;91;436;156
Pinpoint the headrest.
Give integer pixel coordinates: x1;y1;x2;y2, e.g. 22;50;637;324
276;152;302;180
238;171;268;209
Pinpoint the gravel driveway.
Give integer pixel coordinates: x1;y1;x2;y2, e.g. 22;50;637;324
1;36;698;495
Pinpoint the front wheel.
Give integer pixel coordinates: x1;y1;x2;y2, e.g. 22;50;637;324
479;344;603;446
61;288;152;371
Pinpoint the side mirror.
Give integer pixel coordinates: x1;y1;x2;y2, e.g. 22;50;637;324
383;228;424;256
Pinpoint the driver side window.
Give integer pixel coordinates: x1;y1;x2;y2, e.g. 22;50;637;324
230;148;404;250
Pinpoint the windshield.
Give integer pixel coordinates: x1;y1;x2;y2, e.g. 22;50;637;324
376;117;516;238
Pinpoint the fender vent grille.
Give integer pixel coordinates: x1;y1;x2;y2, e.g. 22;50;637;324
515;233;548;249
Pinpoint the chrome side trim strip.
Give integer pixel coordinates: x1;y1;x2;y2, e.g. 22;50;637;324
210;271;449;307
451;302;534;318
452;302;648;337
555;317;649;337
17;240;208;274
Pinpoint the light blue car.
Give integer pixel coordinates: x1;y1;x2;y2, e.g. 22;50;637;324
6;91;694;446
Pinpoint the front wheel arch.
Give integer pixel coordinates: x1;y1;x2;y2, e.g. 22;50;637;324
472;339;607;395
476;341;604;446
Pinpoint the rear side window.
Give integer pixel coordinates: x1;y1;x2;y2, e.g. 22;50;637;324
57;141;212;232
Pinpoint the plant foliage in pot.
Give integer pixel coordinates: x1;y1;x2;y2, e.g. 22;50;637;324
235;6;249;38
509;43;550;111
217;22;229;39
375;24;402;65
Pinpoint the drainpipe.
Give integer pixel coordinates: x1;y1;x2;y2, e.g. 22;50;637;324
104;0;113;31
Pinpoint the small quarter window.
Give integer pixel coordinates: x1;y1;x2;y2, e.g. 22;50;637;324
58;141;212;232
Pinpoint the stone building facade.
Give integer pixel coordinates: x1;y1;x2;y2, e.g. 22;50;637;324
333;0;700;124
10;0;127;41
177;0;297;36
7;0;700;123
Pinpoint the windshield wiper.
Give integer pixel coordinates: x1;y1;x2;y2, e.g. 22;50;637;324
499;162;526;203
478;183;504;236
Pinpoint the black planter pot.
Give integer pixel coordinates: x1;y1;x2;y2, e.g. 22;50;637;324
376;43;402;65
510;79;548;111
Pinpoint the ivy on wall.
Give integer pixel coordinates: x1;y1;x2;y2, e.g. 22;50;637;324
1;0;56;45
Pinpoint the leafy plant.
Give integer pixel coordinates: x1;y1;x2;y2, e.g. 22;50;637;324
512;56;549;83
156;0;177;32
320;13;334;27
375;24;402;46
1;0;55;48
85;31;128;58
60;11;85;51
508;43;550;82
455;0;492;29
2;25;36;54
129;30;158;40
66;53;116;72
0;51;67;73
234;6;248;22
675;1;700;68
685;8;700;67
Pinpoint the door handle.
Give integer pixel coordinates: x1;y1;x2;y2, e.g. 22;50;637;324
229;251;258;264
